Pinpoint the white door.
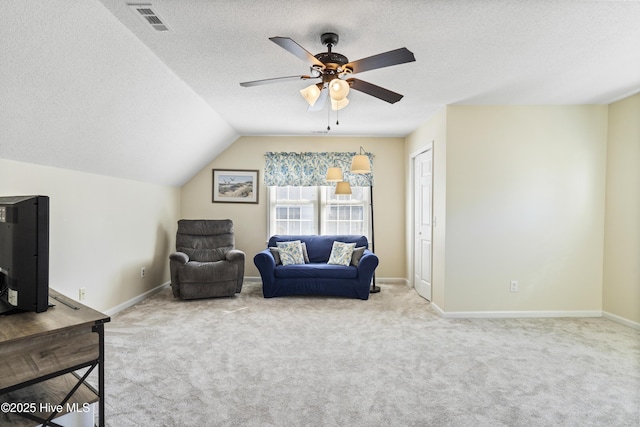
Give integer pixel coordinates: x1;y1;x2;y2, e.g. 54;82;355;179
414;148;433;300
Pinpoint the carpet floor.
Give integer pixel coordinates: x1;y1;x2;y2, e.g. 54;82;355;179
99;281;640;426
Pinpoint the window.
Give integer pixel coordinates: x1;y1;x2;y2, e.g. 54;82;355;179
321;186;368;235
269;186;370;238
269;186;318;235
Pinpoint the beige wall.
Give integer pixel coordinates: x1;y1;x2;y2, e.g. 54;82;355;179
603;93;640;324
3;99;633;321
0;158;180;312
405;108;447;308
180;136;406;279
443;105;608;313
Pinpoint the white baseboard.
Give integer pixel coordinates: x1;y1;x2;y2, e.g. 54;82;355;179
105;281;170;317
436;308;639;330
377;277;409;286
603;311;640;330
244;276;409;286
438;309;602;319
431;301;444;315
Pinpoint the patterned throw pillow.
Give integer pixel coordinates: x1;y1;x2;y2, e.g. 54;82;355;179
327;241;356;266
276;240;305;266
270;243;309;265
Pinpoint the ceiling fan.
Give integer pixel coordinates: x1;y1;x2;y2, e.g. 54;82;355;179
239;32;416;111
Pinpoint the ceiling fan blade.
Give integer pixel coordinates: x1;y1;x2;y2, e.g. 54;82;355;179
269;37;325;68
347;78;404;104
308;87;328;112
240;75;315;87
345;47;415;74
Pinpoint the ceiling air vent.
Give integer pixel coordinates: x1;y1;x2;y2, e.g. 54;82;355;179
128;3;171;32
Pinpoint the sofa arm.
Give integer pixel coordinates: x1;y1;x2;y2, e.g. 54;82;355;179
169;251;189;298
356;250;379;284
226;249;245;293
226;249;245;263
253;249;277;286
169;251;189;264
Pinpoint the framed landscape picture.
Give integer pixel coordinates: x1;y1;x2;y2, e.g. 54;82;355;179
212;169;259;204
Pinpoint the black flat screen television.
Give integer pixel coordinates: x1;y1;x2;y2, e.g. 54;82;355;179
0;195;50;315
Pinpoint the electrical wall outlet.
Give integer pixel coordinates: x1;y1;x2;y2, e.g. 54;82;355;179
79;288;86;301
141;267;146;278
510;280;519;292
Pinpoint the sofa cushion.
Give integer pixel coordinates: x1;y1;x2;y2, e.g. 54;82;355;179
274;263;358;279
179;260;238;282
328;241;356;266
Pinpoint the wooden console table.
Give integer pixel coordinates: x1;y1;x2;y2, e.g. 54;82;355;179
0;289;110;426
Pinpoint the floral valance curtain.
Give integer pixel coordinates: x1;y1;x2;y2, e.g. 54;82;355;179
264;152;374;187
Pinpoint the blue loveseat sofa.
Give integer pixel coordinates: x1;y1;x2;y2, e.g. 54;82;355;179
254;235;379;300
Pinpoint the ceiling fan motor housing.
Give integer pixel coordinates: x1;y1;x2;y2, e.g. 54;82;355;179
316;32;352;80
315;53;351;83
314;52;349;66
320;32;339;47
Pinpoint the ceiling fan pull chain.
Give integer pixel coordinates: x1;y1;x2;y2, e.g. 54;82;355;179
336;106;340;126
327;102;331;131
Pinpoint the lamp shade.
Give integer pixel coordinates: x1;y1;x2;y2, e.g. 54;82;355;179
331;97;349;111
326;167;343;182
335;181;352;195
300;84;322;106
350;154;371;173
329;79;349;101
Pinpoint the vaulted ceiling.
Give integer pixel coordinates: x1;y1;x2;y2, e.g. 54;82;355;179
2;1;639;186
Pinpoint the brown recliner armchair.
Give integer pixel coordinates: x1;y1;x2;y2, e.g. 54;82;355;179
169;219;244;299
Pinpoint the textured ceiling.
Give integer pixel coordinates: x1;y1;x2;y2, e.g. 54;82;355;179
1;0;238;186
2;1;639;186
100;0;640;137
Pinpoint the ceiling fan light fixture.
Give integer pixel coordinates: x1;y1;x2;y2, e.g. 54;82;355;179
331;97;349;111
300;83;322;106
239;33;416;122
329;78;349;101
